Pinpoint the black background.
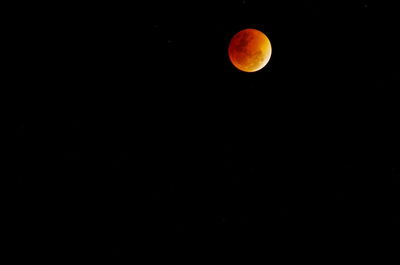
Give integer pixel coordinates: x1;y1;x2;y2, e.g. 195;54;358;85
13;0;399;264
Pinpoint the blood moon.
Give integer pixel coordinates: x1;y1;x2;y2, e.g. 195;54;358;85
228;28;272;72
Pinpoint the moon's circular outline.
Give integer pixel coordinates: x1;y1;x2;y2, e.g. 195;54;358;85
228;28;272;72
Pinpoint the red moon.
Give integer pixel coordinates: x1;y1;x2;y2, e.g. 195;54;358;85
228;28;272;72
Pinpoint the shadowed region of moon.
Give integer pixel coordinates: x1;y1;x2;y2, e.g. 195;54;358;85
228;28;272;72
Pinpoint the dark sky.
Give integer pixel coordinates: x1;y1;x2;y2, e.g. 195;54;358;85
14;1;399;264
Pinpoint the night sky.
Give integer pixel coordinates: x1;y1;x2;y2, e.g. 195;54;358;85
14;0;399;264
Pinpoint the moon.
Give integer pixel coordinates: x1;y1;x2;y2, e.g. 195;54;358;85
228;28;272;72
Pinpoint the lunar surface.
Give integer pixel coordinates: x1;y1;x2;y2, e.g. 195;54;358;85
228;28;272;72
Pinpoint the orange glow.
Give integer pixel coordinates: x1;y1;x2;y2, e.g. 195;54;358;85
228;28;272;72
